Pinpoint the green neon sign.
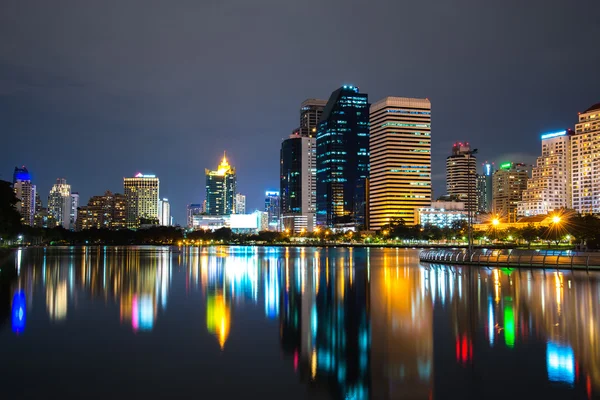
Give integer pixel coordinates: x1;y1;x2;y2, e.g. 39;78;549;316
500;162;512;170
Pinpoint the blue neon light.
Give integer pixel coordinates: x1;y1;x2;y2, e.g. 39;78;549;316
541;130;567;140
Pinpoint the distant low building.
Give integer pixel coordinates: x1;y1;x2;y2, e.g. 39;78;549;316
473;214;556;231
417;200;468;228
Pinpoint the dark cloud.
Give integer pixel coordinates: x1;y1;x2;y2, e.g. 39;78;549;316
2;0;599;223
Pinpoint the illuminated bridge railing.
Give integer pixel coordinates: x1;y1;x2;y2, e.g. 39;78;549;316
418;249;600;270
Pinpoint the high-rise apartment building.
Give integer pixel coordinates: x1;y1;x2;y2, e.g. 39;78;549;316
316;85;369;229
299;99;327;137
76;190;126;231
13;166;36;226
70;192;79;230
264;191;280;231
446;142;477;211
492;162;529;222
571;103;600;214
206;154;236;216
280;133;316;232
235;193;246;214
369;96;431;229
518;130;572;216
158;198;171;226
124;173;160;228
48;178;72;229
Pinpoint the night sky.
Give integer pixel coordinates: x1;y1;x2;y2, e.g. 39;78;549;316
2;0;599;224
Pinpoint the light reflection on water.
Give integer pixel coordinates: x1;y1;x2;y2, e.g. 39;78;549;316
0;246;599;400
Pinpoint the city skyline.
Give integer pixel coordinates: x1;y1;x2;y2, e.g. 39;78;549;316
3;1;599;224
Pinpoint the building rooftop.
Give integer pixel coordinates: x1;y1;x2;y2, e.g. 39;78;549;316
584;102;600;113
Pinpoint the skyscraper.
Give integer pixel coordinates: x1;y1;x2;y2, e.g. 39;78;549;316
264;191;280;231
235;193;246;214
280;133;316;232
70;192;79;230
518;130;572;216
476;163;494;213
492;162;529;222
13;166;36;226
48;178;72;229
205;153;236;216
299;99;327;137
446;142;477;211
316;85;369;229
369;96;431;229
124;173;160;228
158;198;171;226
571;103;600;214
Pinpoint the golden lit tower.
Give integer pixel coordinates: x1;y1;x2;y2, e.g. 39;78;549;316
205;152;237;216
369;97;431;229
123;173;160;229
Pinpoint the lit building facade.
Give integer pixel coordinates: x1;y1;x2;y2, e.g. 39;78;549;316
158;198;171;226
205;154;236;216
571;103;600;214
124;173;160;229
264;191;280;231
518;130;572;216
417;200;468;228
316;85;369;229
76;190;126;231
235;193;246;214
48;178;72;229
70;193;79;230
299;98;327;137
446;142;477;211
13;166;36;226
492;162;529;222
477;163;494;213
369;96;431;229
280;133;316;232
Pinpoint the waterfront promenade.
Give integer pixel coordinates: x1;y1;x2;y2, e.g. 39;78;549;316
420;248;600;270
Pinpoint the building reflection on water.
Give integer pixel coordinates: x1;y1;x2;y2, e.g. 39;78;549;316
2;247;599;399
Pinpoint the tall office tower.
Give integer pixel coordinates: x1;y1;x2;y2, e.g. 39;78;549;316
299;99;327;137
264;191;280;231
124;173;160;228
492;162;529;222
316;85;369;229
13;166;36;226
158;198;171;226
48;178;72;229
476;175;486;213
446;142;477;211
280;133;316;232
205;153;236;216
70;193;79;229
33;192;45;228
369;96;431;229
483;163;494;212
235;193;246;214
187;203;204;228
518;130;572;217
571;103;600;214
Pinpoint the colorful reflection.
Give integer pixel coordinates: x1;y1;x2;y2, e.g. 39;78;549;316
547;342;575;385
11;291;26;333
4;247;600;400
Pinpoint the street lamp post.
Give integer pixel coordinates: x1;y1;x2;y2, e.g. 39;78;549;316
466;149;478;259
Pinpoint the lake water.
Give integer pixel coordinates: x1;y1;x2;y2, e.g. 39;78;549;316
1;246;599;399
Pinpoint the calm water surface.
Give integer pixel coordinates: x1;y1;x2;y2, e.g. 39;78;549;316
1;246;599;399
